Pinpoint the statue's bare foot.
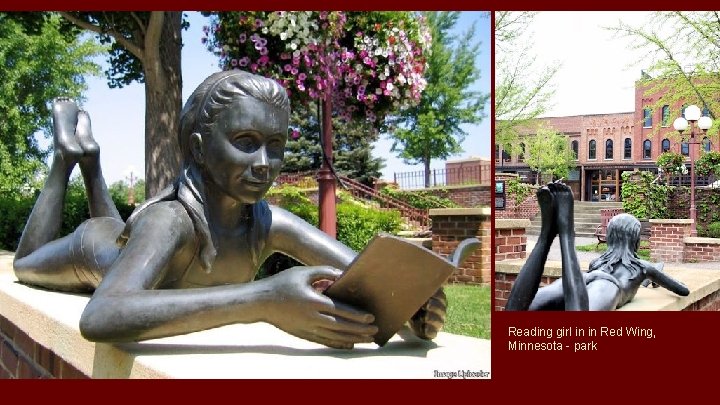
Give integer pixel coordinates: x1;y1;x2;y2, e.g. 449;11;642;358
537;184;557;240
76;110;100;165
52;98;82;162
553;181;575;236
409;288;447;340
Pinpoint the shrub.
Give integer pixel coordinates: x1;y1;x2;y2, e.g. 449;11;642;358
336;203;402;251
621;170;669;219
379;187;458;209
0;179;137;251
705;222;720;239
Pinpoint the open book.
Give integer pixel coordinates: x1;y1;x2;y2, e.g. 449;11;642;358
325;233;468;346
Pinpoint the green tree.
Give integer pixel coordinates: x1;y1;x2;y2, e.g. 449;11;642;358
57;12;185;197
284;103;385;186
390;11;488;187
109;177;146;205
612;12;720;139
524;126;575;184
495;11;560;155
0;13;101;197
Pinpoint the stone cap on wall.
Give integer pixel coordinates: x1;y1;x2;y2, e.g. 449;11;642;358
0;251;490;379
649;219;694;224
429;207;491;216
684;237;720;245
495;219;531;230
496;259;720;311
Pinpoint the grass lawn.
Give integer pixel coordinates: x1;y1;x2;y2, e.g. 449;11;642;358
443;283;491;340
576;240;650;260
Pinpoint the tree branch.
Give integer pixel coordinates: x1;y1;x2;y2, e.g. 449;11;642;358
58;11;145;63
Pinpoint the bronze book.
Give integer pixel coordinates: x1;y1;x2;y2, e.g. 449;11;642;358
325;233;457;346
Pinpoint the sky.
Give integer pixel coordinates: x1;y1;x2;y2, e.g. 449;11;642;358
518;11;659;118
41;11;491;185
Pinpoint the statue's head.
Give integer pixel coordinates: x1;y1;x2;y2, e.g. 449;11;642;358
606;213;641;253
179;70;290;203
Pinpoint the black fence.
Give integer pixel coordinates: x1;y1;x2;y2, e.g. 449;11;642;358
393;164;491;189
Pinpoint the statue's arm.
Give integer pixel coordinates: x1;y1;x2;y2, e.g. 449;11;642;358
79;203;375;347
266;205;447;340
265;206;357;270
645;266;690;296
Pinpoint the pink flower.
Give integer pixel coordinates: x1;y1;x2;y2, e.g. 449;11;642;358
238;33;246;43
254;19;263;28
291;129;300;140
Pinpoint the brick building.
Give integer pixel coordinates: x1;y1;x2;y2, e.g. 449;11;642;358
496;80;718;202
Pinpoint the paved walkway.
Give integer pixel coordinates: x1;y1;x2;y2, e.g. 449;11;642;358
526;235;720;270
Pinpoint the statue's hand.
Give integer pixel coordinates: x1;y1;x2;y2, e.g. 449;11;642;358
264;266;378;349
408;287;447;340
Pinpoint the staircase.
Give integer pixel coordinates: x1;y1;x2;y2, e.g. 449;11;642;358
526;201;624;238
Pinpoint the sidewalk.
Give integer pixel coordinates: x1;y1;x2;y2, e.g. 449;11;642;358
526;235;720;270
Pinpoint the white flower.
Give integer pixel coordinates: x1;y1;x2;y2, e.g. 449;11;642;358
280;32;287;40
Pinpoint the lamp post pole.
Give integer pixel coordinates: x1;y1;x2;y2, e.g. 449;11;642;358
689;129;698;236
673;105;713;237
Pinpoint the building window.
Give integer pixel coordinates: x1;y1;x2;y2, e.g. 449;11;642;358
495;144;499;163
661;105;670;127
589;140;596;160
643;108;652;128
681;142;689;156
703;106;711;118
703;137;712;152
624;138;632;159
571;140;579;160
643;140;652;159
502;149;511;163
518;143;525;163
605;139;614;159
661;138;670;153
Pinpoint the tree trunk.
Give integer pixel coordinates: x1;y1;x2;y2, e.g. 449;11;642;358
424;158;431;188
143;12;182;197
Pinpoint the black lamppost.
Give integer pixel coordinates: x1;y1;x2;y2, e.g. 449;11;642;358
673;105;713;236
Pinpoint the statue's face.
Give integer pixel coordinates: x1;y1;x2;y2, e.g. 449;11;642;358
202;96;288;204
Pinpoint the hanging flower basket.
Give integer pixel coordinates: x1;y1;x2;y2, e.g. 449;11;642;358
204;11;431;125
695;151;720;177
656;151;687;175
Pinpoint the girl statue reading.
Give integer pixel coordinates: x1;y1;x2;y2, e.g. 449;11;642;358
505;181;689;311
13;70;446;349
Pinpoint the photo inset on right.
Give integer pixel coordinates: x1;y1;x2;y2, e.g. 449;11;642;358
494;11;720;312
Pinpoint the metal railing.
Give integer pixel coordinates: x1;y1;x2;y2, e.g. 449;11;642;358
393;164;491;189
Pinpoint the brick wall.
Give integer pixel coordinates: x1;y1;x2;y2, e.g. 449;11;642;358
429;208;490;285
668;188;720;230
494;272;558;311
684;241;720;262
495;193;539;220
0;314;87;379
495;219;530;261
649;220;692;263
682;289;720;311
443;185;490;208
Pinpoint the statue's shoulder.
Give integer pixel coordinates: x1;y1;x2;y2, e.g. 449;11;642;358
124;200;196;241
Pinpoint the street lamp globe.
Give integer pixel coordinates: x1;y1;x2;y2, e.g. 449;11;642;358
673;117;689;133
698;115;713;131
685;104;702;122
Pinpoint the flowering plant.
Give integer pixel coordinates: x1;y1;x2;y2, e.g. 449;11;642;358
656;151;687;175
203;11;431;124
